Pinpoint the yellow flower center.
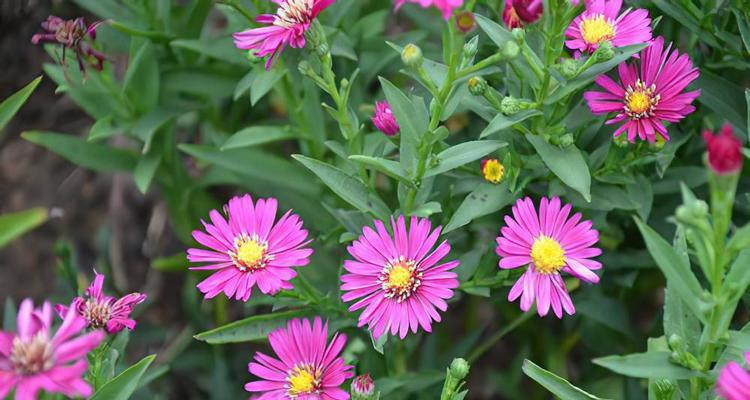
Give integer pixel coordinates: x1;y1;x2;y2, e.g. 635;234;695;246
388;265;412;288
530;235;566;274
380;257;421;302
580;14;615;45
230;234;268;272
624;79;660;120
288;366;319;396
482;159;505;184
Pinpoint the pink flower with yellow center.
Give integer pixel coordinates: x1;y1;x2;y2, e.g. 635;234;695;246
341;216;460;339
245;317;353;399
565;0;652;56
0;299;104;399
584;36;700;143
394;0;464;20
717;352;750;400
187;194;313;302
233;0;336;69
496;197;602;318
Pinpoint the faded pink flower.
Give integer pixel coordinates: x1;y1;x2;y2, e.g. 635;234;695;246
503;0;542;29
496;197;602;318
584;36;700;143
31;15;105;76
341;216;460;339
245;317;353;399
56;272;146;334
371;101;400;136
233;0;336;69
187;194;313;302
717;352;750;400
0;299;104;399
565;0;652;56
394;0;464;20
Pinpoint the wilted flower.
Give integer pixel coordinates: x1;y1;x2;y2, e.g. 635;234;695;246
371;101;400;136
565;0;652;56
394;0;464;20
456;10;476;33
704;123;743;175
341;216;460;339
233;0;335;69
503;0;542;29
56;272;146;334
352;374;375;397
187;194;313;301
584;36;700;143
245;317;353;398
31;16;105;76
481;159;505;184
496;197;602;318
717;352;750;400
0;299;104;399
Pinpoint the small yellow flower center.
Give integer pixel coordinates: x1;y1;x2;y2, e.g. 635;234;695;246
624;79;660;120
380;257;422;302
531;235;566;274
230;234;269;272
388;265;412;288
627;91;650;114
287;366;319;396
580;14;615;45
482;159;505;184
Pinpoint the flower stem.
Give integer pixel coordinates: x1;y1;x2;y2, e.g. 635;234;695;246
467;311;534;363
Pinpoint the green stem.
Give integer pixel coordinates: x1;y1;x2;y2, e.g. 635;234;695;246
216;0;255;23
467;311;534;363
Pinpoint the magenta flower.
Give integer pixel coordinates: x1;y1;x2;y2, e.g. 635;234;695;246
55;272;146;334
565;0;652;56
394;0;464;20
584;36;700;143
0;299;104;399
717;352;750;400
503;0;543;29
245;317;353;399
704;123;743;175
341;216;460;339
31;16;105;76
233;0;335;69
371;101;400;136
496;197;602;318
187;194;313;302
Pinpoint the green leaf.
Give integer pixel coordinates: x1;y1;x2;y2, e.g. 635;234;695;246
251;67;286;106
171;38;248;66
0;76;41;133
22;131;137;172
195;310;314;344
3;297;16;330
663;285;701;355
221;126;298;150
425;140;507;177
593;352;701;379
379;77;428;172
480;110;543;138
634;218;707;323
133;152;161;194
445;182;515;233
122;41;159;114
474;14;513;48
522;359;607;400
526;135;591;201
0;208;47;248
293;155;391;220
234;70;256;101
91;354;156;400
87;116;117;142
349;155;409;181
696;70;748;134
735;10;750;54
716;250;750;333
728;223;750;253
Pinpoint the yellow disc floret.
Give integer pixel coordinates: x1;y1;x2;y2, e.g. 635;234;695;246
530;235;566;274
579;14;615;45
231;234;269;272
380;257;422;302
482;159;505;184
287;366;319;396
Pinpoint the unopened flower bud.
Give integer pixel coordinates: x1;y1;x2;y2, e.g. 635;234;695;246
668;334;684;351
650;134;666;151
456;11;476;33
449;358;470;380
512;28;525;42
558;133;575;148
401;44;424;68
463;36;479;59
351;374;375;399
501;40;520;59
675;200;709;225
704;123;743;175
654;379;676;400
613;134;629;147
594;41;615;63
558;58;579;79
298;60;314;76
468;76;488;96
500;96;521;115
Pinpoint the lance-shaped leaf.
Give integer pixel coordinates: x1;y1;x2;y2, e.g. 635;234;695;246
523;360;608;400
424;140;507;177
526;135;591;201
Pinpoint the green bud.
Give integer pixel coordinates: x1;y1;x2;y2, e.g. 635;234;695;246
298;60;314;77
511;28;525;43
558;58;579;80
558;133;575;148
468;76;488;96
401;44;424;68
613;134;629;147
676;200;709;226
501;40;520;60
649;134;667;151
653;379;676;400
668;334;684;351
669;351;681;364
500;96;521;115
463;36;479;59
594;41;615;63
449;358;470;380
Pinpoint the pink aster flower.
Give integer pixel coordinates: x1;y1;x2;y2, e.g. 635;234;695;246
394;0;464;21
245;317;353;399
503;0;543;29
371;101;400;136
717;352;750;400
496;197;601;318
584;36;700;143
187;194;313;302
233;0;336;69
341;216;460;339
565;0;652;56
55;272;146;334
0;299;104;399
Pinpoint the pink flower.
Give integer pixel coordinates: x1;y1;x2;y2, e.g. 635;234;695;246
187;194;313;302
351;374;375;396
0;299;104;399
717;352;750;400
244;317;353;399
394;0;464;20
704;123;743;175
503;0;543;29
31;15;105;76
584;36;700;143
341;216;460;339
233;0;336;69
496;197;601;318
565;0;652;56
56;272;146;334
371;101;400;136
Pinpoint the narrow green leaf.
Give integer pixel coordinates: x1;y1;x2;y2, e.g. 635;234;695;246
445;182;515;233
526;135;591;201
22;131;137;172
663;285;701;355
234;70;256;101
0;76;41;133
696;70;748;134
379;77;428;172
87;116;117;142
171;38;247;66
251;67;286;106
474;14;513;48
480;110;542;138
522;359;607;400
0;208;47;248
195;310;314;344
594;352;701;379
716;250;750;333
122;41;159;114
735;11;750;54
3;297;16;330
133;152;162;194
425;140;507;177
91;354;155;400
221;126;298;150
349;155;409;181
